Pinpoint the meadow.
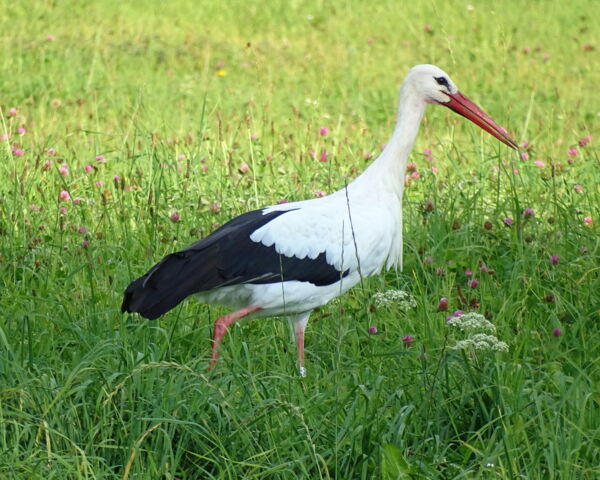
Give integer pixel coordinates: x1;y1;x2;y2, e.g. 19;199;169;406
1;0;599;478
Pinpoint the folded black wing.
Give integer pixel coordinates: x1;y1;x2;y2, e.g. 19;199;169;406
121;208;348;319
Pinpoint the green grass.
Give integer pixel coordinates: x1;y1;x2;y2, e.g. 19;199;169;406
1;0;599;478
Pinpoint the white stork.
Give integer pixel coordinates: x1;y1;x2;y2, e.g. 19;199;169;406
122;64;517;376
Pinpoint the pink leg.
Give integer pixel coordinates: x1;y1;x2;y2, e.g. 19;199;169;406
209;306;262;370
290;312;311;377
296;326;305;371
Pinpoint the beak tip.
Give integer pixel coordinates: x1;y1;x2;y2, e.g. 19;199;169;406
444;91;520;152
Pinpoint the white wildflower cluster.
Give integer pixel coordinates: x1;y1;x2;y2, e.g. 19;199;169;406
373;290;417;310
446;312;496;334
448;312;508;353
453;333;509;352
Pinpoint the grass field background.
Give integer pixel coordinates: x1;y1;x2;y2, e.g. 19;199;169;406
1;0;599;478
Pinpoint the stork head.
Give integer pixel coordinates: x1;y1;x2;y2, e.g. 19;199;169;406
406;64;518;150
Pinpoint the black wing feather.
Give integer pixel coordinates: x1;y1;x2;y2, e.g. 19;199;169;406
121;208;348;319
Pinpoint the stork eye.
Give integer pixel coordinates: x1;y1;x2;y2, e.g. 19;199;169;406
434;76;449;88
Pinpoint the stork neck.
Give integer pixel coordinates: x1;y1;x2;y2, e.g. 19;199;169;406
354;93;426;196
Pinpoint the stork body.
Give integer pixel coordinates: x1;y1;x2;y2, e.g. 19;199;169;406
122;64;517;375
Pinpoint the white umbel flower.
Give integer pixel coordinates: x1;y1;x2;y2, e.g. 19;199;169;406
447;312;508;352
453;333;509;352
447;312;496;333
373;290;417;310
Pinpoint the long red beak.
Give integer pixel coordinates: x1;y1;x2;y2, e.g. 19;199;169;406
440;91;518;150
